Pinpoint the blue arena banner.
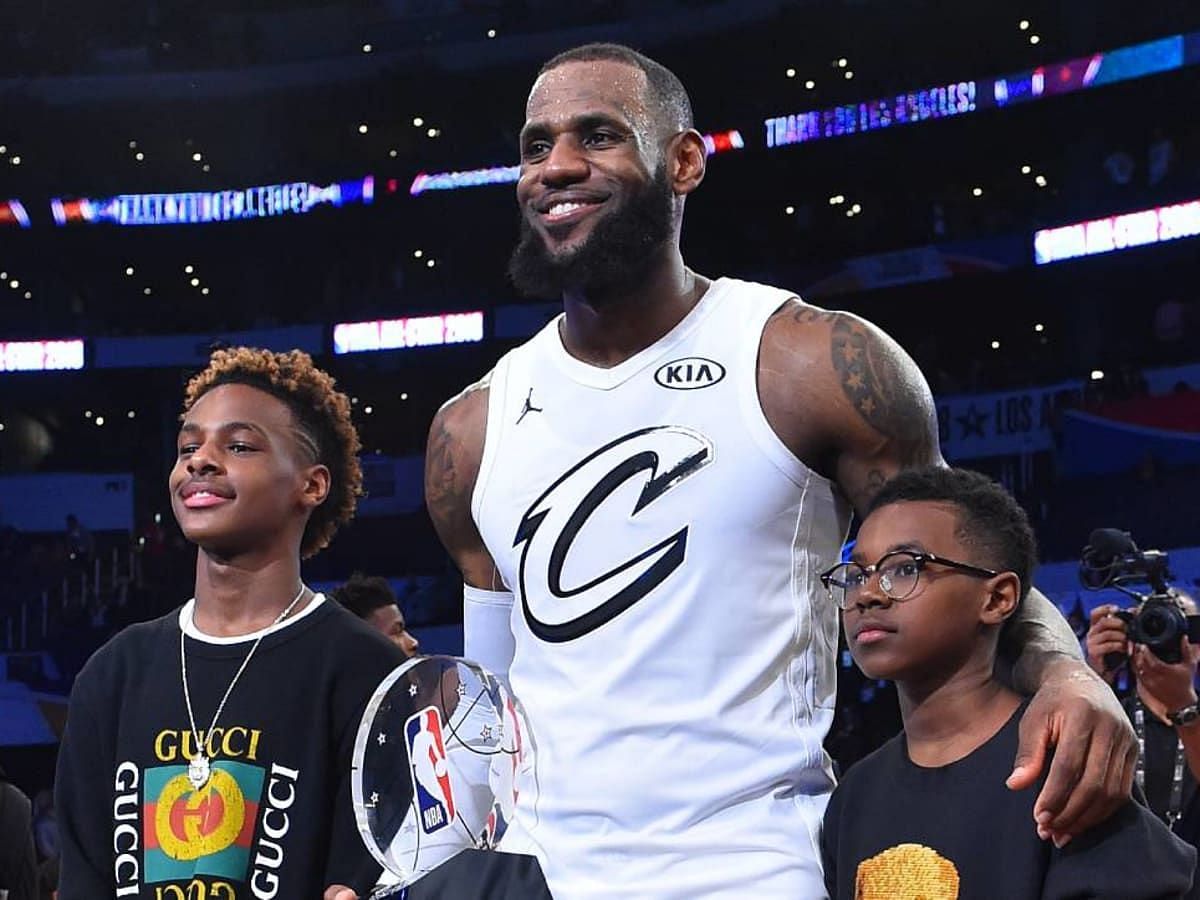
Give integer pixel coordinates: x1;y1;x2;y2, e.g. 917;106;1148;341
1059;411;1200;476
358;455;424;517
801;236;1023;297
493;303;561;340
93;326;323;369
936;380;1084;461
0;473;133;532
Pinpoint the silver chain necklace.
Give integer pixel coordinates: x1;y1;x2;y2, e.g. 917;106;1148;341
180;583;307;790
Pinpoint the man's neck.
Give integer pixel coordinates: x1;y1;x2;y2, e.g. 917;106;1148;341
191;550;310;637
898;657;1021;768
558;250;708;368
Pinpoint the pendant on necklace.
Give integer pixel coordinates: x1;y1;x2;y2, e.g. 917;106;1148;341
187;753;211;790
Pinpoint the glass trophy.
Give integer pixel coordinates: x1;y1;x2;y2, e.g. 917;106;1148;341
351;655;533;896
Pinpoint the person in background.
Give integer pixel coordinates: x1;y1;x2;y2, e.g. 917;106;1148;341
332;572;420;657
0;762;39;900
63;515;94;575
30;790;56;863
1087;591;1200;897
37;855;58;900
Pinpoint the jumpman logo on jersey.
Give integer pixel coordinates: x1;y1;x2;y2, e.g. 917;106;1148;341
517;388;543;425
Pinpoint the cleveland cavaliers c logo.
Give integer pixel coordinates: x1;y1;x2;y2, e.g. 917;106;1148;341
513;426;714;642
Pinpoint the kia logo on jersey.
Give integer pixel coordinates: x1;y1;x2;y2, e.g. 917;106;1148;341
653;357;726;390
405;706;456;834
514;426;714;642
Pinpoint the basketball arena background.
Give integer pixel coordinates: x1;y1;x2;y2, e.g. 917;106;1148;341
1;0;1199;799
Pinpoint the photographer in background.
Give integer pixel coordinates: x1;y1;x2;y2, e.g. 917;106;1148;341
1087;591;1200;897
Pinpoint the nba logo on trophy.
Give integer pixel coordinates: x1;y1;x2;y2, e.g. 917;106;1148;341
405;706;457;834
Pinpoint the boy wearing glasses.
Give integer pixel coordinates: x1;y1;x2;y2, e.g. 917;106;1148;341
820;466;1194;899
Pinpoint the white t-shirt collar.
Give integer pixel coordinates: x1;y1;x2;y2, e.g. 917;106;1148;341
178;592;327;644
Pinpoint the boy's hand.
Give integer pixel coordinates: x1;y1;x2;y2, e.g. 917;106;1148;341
1006;656;1136;847
325;886;357;900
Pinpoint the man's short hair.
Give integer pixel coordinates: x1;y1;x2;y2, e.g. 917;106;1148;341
539;42;693;134
868;466;1038;603
332;572;399;619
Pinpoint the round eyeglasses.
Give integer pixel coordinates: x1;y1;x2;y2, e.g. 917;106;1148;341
819;550;999;611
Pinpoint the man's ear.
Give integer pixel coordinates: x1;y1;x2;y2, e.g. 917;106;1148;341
981;572;1021;626
301;464;331;510
668;129;707;197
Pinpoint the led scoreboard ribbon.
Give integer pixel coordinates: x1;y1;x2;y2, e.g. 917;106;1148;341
765;33;1188;148
50;176;374;226
333;312;485;353
1;200;30;228
1034;198;1200;265
0;339;85;372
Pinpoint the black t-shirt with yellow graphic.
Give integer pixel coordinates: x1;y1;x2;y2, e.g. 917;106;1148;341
56;596;404;899
822;701;1197;900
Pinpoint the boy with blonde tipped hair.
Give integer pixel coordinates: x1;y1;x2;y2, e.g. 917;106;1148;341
57;348;403;900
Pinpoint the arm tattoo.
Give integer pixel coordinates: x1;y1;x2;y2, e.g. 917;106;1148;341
860;469;887;503
791;305;840;325
831;316;929;454
841;467;889;516
424;418;460;523
768;301;838;327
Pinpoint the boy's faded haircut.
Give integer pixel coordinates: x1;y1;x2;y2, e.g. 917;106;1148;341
868;466;1037;603
182;347;362;558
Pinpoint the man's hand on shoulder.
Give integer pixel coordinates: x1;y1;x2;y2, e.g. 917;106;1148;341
1007;655;1136;847
325;886;357;900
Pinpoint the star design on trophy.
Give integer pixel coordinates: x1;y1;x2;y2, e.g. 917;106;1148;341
456;682;467;697
480;724;494;741
409;684;419;697
368;792;379;806
377;732;387;746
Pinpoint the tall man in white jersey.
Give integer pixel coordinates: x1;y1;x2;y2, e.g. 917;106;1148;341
424;43;1138;899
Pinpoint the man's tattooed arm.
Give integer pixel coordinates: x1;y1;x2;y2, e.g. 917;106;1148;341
826;313;942;514
761;301;942;517
762;299;1083;678
424;378;503;589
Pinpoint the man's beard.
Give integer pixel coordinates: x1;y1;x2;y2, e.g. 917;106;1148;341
508;167;675;301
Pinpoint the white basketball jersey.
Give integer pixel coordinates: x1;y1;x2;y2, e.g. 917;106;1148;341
472;277;852;898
